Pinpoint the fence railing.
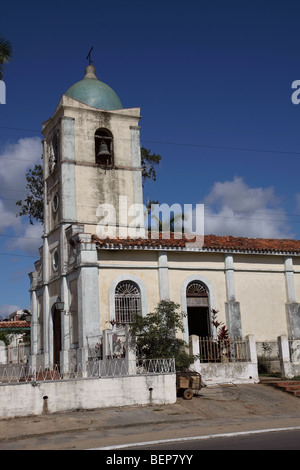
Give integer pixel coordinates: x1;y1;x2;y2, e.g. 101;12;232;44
88;358;129;377
136;358;176;374
199;336;250;363
0;358;175;384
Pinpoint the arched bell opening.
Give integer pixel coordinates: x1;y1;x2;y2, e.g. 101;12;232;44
95;128;114;167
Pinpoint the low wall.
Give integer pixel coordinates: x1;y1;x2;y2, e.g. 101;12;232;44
278;335;300;378
0;373;176;419
280;361;300;378
189;334;259;385
197;362;258;385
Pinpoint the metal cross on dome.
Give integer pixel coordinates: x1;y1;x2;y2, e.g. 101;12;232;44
86;46;94;65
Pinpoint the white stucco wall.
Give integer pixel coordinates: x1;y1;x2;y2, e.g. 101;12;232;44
95;248;298;343
0;373;176;419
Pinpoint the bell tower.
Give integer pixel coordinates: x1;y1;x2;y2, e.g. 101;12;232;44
29;61;144;372
42;63;144;238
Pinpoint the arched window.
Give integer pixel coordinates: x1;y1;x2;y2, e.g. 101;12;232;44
186;280;210;337
95;128;113;166
186;281;209;303
115;281;141;324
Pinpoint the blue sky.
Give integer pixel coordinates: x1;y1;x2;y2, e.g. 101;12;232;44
1;0;300;315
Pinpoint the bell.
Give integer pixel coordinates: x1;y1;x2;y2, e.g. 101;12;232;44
97;140;111;158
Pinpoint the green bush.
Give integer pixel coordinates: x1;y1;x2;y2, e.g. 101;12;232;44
129;300;195;371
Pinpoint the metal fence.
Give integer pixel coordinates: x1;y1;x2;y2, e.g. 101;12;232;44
136;358;176;374
0;364;71;384
198;336;250;363
87;358;129;377
0;358;175;384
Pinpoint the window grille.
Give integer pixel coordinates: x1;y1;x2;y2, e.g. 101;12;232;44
186;281;209;307
115;281;141;324
186;281;208;297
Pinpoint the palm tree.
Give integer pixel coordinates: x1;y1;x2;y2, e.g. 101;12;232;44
150;207;187;235
0;36;13;79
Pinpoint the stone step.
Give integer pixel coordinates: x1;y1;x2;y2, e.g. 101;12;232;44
266;380;300;397
276;383;300;390
276;381;300;387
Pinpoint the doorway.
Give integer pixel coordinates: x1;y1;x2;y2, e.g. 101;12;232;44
53;308;61;367
187;306;210;337
186;281;210;338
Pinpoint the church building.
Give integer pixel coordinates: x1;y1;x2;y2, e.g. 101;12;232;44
29;62;300;373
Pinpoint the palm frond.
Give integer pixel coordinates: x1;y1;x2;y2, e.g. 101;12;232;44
0;36;13;64
0;36;13;79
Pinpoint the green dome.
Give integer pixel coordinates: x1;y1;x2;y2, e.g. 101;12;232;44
65;65;123;110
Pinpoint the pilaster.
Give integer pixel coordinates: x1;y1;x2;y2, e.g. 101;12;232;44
60;116;76;222
76;233;100;373
28;272;38;368
130;125;143;207
43;284;50;369
60;275;70;372
158;251;170;301
224;254;242;338
285;257;296;302
284;257;300;338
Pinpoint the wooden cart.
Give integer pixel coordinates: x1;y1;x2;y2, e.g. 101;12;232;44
176;371;202;400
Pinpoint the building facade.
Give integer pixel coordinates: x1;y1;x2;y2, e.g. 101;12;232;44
29;64;300;373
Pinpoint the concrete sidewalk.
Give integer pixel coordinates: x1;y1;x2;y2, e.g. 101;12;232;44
1;382;300;446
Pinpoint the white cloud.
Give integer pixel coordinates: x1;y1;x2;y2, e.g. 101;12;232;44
7;223;43;255
203;177;293;239
0;304;21;318
295;193;300;211
0;199;21;232
0;137;43;253
0;137;41;207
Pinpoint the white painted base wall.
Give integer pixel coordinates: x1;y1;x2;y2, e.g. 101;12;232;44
198;362;259;386
0;373;176;419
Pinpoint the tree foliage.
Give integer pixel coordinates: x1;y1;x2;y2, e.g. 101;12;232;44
211;309;229;341
16;163;44;224
129;300;195;371
0;331;11;346
141;146;161;186
0;35;13;79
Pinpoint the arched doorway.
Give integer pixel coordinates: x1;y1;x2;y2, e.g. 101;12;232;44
53;308;61;367
186;281;210;338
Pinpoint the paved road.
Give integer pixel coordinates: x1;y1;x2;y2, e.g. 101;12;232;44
126;428;300;451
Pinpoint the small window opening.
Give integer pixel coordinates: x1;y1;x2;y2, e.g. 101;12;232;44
49;133;59;172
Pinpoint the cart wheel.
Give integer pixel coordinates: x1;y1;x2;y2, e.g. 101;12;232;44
183;389;193;400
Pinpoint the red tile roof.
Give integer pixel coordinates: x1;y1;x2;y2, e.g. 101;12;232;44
203;235;300;253
0;321;30;329
92;232;188;248
92;233;300;253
